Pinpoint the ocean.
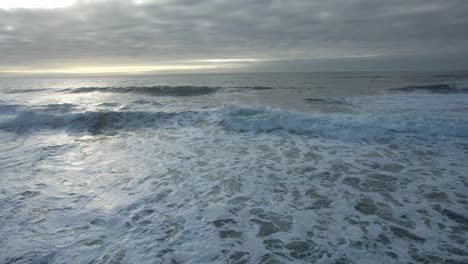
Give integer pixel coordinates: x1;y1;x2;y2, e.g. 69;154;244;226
1;72;467;263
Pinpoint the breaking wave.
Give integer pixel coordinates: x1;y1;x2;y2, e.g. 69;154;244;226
221;104;468;140
2;101;467;139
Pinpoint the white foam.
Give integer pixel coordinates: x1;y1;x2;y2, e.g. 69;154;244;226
221;101;468;140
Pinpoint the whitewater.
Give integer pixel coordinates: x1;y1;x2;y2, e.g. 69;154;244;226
1;72;467;263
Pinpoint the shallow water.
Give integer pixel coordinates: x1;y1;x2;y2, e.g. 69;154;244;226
1;72;468;263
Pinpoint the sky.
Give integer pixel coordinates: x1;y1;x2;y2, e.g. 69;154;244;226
1;0;468;75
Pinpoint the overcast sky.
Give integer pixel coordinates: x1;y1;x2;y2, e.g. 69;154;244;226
1;0;468;75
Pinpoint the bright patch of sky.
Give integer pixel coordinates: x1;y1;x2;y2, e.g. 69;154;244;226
0;0;77;9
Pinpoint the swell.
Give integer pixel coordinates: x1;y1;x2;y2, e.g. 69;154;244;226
389;83;468;93
5;85;278;96
233;86;273;90
304;98;345;104
0;106;207;135
0;104;23;114
60;85;220;96
5;88;48;94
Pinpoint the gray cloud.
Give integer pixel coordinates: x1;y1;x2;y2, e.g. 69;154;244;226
1;0;468;71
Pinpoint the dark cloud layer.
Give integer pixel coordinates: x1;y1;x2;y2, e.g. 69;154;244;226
1;0;468;72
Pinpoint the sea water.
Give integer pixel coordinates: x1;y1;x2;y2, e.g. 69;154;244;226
1;72;467;263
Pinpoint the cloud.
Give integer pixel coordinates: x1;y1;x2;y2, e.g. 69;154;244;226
0;0;467;72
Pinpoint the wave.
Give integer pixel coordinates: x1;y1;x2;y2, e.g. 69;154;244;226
5;88;48;94
221;105;468;140
0;104;23;114
2;102;467;139
60;85;220;96
0;106;207;135
133;99;163;106
234;86;273;90
304;98;345;104
389;83;468;93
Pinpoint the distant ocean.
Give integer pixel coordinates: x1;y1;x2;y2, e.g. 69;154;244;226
1;72;467;263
